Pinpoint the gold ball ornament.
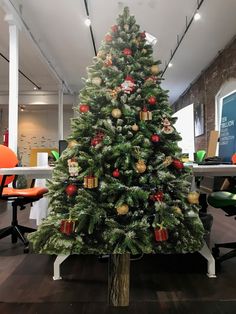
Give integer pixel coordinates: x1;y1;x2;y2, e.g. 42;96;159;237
68;140;79;148
111;108;122;118
173;206;182;215
92;76;102;86
116;204;129;215
97;50;106;59
135;160;147;173
131;124;139;131
151;64;159;75
163;156;173;167
187;191;200;204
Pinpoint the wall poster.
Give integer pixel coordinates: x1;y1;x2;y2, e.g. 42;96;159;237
219;92;236;162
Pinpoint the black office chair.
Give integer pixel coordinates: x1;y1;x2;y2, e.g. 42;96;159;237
207;186;236;264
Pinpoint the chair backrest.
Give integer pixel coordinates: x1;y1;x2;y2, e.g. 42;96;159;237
0;145;18;186
51;150;59;161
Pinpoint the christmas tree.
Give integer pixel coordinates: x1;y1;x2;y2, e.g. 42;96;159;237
28;7;204;256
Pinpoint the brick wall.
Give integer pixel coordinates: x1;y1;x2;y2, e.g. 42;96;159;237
173;36;236;151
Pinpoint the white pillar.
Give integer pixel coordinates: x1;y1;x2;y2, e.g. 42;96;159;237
5;15;20;154
58;86;64;141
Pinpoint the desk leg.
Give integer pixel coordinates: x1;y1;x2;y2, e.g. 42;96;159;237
53;255;70;280
199;241;216;278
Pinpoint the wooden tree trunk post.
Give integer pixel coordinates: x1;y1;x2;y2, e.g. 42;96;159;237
108;253;130;306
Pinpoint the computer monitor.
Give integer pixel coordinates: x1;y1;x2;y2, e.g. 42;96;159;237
59;140;68;156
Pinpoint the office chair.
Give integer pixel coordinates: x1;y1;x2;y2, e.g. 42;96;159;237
0;145;48;252
207;188;236;264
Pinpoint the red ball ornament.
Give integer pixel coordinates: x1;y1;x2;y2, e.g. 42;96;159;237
111;25;118;33
172;159;184;170
148;96;156;105
151;134;160;143
65;184;78;197
79;104;90;113
112;168;120;178
105;34;112;42
123;48;132;56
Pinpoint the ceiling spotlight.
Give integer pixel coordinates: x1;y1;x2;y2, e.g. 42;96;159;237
33;86;37;90
168;62;173;68
84;18;91;27
194;12;201;21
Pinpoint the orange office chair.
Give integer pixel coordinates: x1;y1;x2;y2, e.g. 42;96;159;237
0;145;48;252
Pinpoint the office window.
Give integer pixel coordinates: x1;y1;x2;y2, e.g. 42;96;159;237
173;104;195;160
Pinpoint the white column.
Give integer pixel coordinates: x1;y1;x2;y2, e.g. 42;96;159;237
58;86;64;141
6;16;20;153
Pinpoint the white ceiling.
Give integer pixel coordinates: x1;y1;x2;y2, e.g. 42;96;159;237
0;0;236;104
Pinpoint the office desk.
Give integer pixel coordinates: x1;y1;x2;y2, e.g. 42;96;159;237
0;166;53;225
192;164;236;177
0;166;53;179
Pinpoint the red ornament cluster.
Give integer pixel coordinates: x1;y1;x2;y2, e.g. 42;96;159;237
123;48;132;56
150;191;164;202
91;131;105;147
79;104;90;113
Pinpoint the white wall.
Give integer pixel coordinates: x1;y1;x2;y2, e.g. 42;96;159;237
0;105;73;165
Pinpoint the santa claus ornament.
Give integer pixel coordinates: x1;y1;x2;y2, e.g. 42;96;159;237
121;76;135;94
67;158;79;177
162;117;174;134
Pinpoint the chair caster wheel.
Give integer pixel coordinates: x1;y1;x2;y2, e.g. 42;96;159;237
24;247;29;254
212;247;220;258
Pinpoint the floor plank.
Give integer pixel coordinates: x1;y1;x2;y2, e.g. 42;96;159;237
1;200;236;313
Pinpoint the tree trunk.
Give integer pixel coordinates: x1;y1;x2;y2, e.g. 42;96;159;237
108;253;130;306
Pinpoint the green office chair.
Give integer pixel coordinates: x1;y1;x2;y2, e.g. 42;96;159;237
207;188;236;264
51;150;59;161
195;150;206;163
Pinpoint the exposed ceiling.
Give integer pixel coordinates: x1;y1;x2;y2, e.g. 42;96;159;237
0;0;236;104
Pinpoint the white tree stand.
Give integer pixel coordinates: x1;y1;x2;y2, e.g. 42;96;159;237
52;240;216;280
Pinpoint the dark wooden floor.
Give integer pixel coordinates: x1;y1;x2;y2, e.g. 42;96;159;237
1;200;236;314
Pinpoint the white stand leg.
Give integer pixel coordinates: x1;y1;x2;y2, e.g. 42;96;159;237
199;241;216;278
53;255;70;280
